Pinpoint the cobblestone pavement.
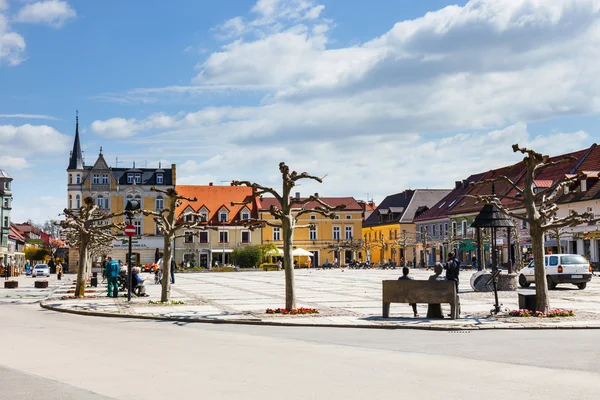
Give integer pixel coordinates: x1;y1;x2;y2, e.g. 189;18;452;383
33;269;600;329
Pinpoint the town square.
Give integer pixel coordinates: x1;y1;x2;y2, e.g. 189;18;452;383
2;0;600;399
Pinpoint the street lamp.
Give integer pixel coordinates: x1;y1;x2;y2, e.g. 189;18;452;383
125;199;140;301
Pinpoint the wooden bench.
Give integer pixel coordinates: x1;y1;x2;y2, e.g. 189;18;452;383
382;280;459;319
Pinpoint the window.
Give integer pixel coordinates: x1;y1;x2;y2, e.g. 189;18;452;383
135;174;141;184
346;215;351;219
69;195;72;209
76;194;81;208
3;198;8;208
345;226;353;240
3;216;8;228
127;174;134;184
69;174;72;184
310;215;316;220
199;231;208;243
200;212;208;222
155;223;162;235
448;199;456;208
220;212;228;222
219;231;228;243
333;226;340;240
521;219;528;230
438;201;446;209
309;226;317;240
93;174;99;184
184;213;194;223
102;174;109;184
134;219;142;235
452;221;457;236
445;223;448;235
432;225;436;236
549;256;559;266
461;220;467;236
156;174;163;184
156;197;164;211
76;174;81;184
97;196;104;208
184;231;193;244
241;211;250;221
273;227;281;241
241;231;250;243
439;224;443;237
587;207;594;220
334;215;340;220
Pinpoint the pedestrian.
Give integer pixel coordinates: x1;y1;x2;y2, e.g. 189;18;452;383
471;256;480;272
307;257;312;269
277;259;282;270
333;257;338;268
106;256;120;298
25;261;31;276
170;259;176;284
101;258;107;283
398;266;419;317
443;252;460;292
56;263;63;280
156;257;163;284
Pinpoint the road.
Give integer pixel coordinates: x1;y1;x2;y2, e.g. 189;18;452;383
1;303;599;399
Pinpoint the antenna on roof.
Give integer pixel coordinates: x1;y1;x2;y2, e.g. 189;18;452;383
115;156;123;167
141;160;147;168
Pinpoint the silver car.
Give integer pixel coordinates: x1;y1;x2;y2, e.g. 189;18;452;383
31;264;50;278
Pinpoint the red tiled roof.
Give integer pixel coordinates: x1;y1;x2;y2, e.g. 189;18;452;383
260;196;363;211
9;223;26;242
176;185;257;224
533;180;553;188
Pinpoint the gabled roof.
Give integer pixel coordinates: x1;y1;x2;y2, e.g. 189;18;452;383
111;167;173;186
363;190;415;227
9;223;26;242
415;172;486;222
176;185;257;224
400;189;452;223
555;144;600;203
259;196;363;214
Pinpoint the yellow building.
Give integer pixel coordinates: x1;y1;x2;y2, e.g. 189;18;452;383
66;116;176;271
362;189;451;266
259;195;363;267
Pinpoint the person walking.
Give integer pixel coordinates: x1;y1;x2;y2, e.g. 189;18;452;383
170;259;176;284
56;263;63;280
398;266;419;317
443;252;460;292
106;256;120;298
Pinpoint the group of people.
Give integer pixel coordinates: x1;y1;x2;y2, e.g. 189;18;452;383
398;252;461;317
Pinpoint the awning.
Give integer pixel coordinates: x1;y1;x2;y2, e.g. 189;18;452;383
266;248;284;256
292;248;313;257
210;249;234;253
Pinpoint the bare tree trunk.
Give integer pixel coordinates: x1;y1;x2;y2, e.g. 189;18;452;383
75;235;89;297
161;235;172;302
531;224;549;313
555;228;562;254
283;218;296;310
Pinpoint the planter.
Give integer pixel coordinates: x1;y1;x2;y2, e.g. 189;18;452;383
35;280;49;289
4;280;18;289
497;273;518;291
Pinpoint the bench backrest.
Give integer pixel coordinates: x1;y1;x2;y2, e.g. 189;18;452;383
382;280;456;303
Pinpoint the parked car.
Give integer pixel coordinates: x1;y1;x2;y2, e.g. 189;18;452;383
31;264;50;278
519;254;593;290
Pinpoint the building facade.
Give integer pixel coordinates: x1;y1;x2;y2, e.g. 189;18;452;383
66;116;176;270
0;169;13;265
173;184;261;267
259;195;363;267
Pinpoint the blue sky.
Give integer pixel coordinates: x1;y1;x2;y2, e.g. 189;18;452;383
1;0;599;223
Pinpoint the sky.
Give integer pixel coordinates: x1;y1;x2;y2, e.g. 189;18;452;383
1;0;600;224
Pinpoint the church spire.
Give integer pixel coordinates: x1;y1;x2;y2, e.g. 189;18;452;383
67;111;84;170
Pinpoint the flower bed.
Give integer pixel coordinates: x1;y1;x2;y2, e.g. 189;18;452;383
35;280;49;288
508;309;575;318
67;289;98;294
4;280;18;289
266;307;319;315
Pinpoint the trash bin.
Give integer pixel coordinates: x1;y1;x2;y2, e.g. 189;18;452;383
518;293;536;310
91;272;98;287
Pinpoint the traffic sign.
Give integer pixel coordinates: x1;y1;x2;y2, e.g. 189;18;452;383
124;224;136;237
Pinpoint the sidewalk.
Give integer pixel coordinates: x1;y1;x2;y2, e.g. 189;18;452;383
39;269;600;330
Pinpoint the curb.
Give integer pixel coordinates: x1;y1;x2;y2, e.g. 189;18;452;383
38;302;600;331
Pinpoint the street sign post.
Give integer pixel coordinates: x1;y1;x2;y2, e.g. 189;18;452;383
124;225;136;237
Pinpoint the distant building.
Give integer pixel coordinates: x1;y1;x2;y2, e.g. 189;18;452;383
0;169;13;265
66;115;176;271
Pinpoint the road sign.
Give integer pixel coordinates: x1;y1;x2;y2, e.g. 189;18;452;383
124;224;136;237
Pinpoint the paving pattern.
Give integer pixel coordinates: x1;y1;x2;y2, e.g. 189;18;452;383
23;269;600;329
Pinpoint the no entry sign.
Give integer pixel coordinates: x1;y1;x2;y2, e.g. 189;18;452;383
124;224;136;237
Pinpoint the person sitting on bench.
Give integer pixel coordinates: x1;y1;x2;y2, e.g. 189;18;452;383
398;266;419;317
132;267;148;297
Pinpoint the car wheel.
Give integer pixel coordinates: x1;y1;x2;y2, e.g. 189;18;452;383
577;282;587;290
547;276;557;290
519;274;530;288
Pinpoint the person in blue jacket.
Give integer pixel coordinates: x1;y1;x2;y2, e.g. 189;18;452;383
106;256;120;298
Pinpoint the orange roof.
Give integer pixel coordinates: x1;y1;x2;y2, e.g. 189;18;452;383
175;185;257;224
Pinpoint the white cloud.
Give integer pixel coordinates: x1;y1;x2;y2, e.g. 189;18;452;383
90;118;141;138
16;0;76;28
0;124;70;154
0;156;31;170
0;113;58;120
0;1;7;12
0;14;26;65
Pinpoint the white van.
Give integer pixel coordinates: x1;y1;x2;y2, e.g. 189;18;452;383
519;254;592;290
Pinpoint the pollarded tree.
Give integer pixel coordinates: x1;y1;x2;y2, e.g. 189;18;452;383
469;144;600;313
232;162;345;310
60;196;124;297
142;187;213;302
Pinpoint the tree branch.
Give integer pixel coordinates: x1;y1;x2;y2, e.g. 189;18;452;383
231;180;283;203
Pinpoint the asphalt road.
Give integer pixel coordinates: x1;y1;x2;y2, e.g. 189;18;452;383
1;304;599;399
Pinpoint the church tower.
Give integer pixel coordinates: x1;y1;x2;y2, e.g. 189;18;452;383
67;112;84;210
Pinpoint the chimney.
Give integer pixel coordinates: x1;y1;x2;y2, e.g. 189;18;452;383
314;192;319;197
295;192;300;200
209;182;213;186
455;181;462;189
171;164;176;185
462;179;469;187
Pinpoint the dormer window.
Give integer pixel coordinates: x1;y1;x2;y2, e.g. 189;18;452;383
581;179;587;192
220;212;228;222
156;174;163;184
102;174;109;184
135;174;141;184
185;213;194;222
127;174;134;184
241;210;250;221
93;174;99;184
200;212;208;222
